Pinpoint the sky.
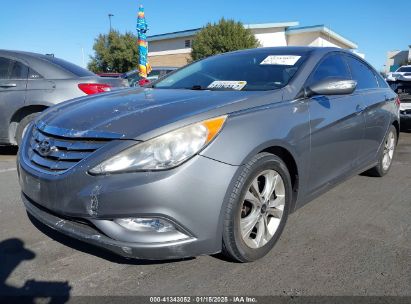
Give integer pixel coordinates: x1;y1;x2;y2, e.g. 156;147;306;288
1;0;409;71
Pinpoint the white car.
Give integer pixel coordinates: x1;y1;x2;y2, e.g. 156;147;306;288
387;66;411;95
387;65;411;82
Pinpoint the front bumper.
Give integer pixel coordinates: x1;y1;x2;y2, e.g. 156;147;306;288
23;194;200;260
18;140;239;259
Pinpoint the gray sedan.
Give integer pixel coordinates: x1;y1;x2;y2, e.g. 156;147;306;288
17;47;399;262
0;50;128;146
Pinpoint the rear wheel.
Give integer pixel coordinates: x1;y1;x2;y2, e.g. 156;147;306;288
222;153;292;262
366;125;397;177
15;112;40;146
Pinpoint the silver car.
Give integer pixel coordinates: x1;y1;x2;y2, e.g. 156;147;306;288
18;47;400;262
0;50;128;146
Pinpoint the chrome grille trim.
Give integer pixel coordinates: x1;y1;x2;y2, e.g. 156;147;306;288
27;127;111;174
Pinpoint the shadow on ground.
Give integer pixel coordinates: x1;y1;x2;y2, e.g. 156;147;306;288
0;238;71;303
28;213;195;265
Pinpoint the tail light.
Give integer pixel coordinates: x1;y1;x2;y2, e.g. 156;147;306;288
78;83;112;95
138;78;151;87
395;96;401;107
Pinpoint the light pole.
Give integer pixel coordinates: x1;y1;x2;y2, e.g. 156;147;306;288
108;13;114;32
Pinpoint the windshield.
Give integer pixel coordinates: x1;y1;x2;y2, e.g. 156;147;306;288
154;51;307;91
397;66;411;72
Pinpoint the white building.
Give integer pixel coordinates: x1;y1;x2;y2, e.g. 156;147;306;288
147;22;360;67
384;46;411;74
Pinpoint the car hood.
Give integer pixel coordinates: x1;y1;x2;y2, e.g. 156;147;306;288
37;88;280;140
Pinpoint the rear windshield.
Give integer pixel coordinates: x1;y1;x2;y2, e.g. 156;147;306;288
397;66;411;72
43;56;95;77
154;51;307;91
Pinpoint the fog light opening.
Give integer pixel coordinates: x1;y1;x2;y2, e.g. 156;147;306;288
114;218;176;233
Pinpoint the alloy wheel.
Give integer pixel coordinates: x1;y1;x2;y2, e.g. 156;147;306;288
240;169;285;249
382;131;395;171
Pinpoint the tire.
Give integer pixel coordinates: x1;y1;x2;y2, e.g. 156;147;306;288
222;152;292;262
365;125;397;177
15;112;40;146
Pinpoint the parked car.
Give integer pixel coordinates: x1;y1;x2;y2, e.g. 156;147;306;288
387;65;411;93
18;47;399;262
399;94;411;130
122;66;177;87
0;50;129;146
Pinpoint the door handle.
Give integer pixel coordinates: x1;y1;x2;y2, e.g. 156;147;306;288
0;83;17;88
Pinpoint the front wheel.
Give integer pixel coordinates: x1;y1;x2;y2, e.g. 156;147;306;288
222;153;292;262
15;112;40;146
366;125;397;177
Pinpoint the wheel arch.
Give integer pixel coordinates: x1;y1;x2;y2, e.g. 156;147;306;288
392;119;400;140
8;105;49;144
259;145;300;211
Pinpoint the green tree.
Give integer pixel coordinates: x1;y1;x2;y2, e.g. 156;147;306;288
88;31;139;73
191;18;260;61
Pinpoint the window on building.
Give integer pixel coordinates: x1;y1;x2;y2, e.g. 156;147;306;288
184;40;191;48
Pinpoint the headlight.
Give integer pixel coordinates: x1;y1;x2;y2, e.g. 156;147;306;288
89;115;227;174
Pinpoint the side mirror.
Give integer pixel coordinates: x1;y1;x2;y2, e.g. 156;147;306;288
306;78;357;97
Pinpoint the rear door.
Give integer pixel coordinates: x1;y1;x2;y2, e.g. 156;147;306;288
0;56;28;143
306;53;365;194
345;55;390;166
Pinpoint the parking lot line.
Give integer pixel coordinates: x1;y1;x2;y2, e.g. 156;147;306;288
0;167;17;173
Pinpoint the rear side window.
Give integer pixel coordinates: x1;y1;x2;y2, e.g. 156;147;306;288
375;72;389;88
0;57;28;79
147;70;162;80
310;54;351;84
346;56;378;90
28;68;43;79
43;56;95;77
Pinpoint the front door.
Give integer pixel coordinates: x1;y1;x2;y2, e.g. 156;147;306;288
306;53;365;194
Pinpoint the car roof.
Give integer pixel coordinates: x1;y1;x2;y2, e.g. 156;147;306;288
219;46;353;56
0;49;94;79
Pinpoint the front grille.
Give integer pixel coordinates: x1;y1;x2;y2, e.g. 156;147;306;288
27;127;111;173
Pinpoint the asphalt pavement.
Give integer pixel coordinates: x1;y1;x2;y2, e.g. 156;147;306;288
0;132;410;298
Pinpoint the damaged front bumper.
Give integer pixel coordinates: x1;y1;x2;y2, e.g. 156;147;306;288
18;134;239;260
22;194;198;260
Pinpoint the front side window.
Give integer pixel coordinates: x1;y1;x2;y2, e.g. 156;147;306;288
155;51;308;91
346;56;378;90
0;57;28;80
309;54;351;84
0;57;11;79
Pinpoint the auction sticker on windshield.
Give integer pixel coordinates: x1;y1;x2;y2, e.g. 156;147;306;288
207;81;247;90
260;55;301;65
